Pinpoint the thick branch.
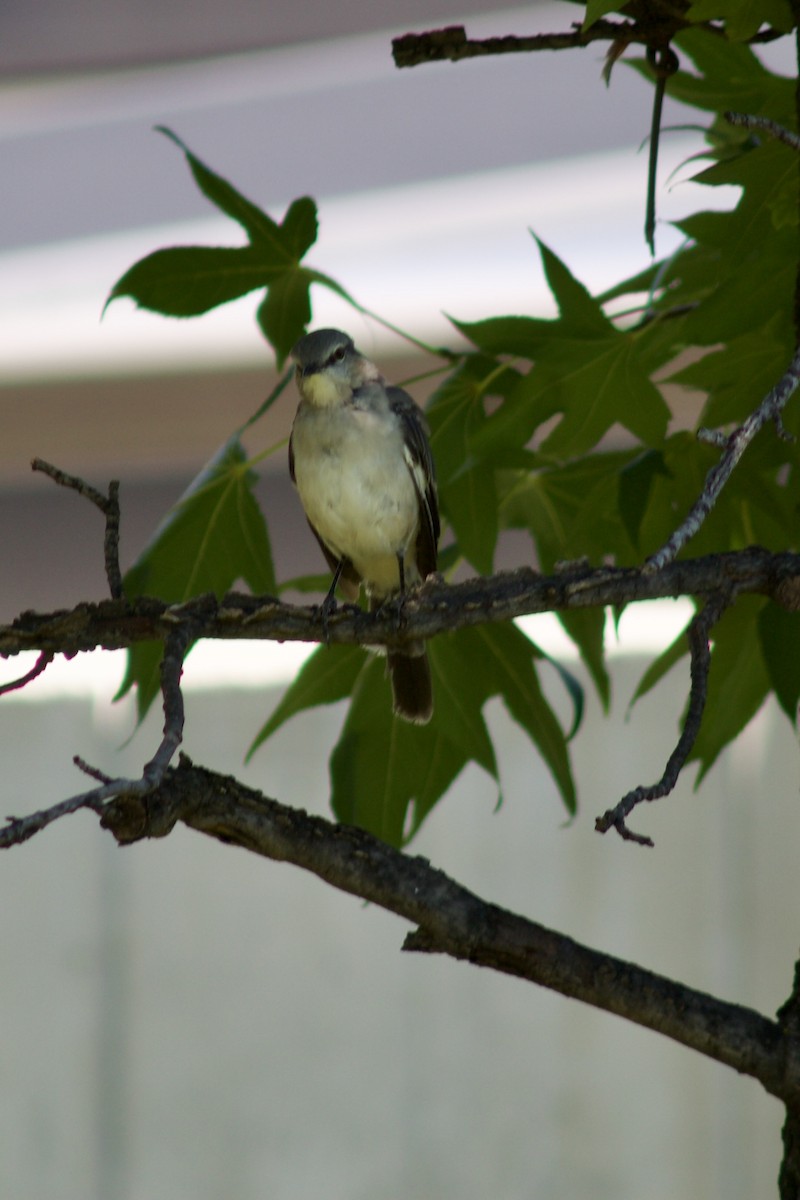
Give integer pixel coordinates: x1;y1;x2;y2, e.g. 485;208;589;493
1;547;798;661
39;756;787;1105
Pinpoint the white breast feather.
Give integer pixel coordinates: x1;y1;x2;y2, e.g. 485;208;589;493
293;403;421;595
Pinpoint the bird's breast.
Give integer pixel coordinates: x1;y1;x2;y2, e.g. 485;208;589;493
291;402;420;588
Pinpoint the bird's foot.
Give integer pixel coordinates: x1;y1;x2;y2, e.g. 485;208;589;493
378;590;408;636
314;591;339;644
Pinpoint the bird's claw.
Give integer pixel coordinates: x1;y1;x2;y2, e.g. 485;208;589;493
315;592;339;644
380;590;408;636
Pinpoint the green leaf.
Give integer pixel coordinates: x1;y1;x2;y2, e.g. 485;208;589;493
108;245;286;317
119;436;275;720
595;259;663;306
535;236;614;337
252;623;576;846
688;597;771;783
669;316;791;427
758;602;800;723
330;637;498;847
155;126;292;247
539;333;669;457
500;450;639;568
114;643;164;725
256;268;313;366
634;432;730;559
478;623;576;814
557;608;610;712
677;233;796;345
484;624;578;811
685;0;793;42
667;28;794;119
468;367;557;465
536;648;585;740
618;450;671;551
533;241;669;455
665;139;799;353
336;625;575;843
248;644;368;757
125;436;275;600
279;196;320;259
454;314;552;359
426;358;505;574
106;129;357;367
629;620;692;708
583;0;625;29
689;140;799;247
457;241;669;460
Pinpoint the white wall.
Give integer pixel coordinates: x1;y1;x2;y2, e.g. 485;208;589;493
0;646;795;1199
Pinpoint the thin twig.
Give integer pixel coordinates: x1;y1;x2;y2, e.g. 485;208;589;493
0;650;53;696
142;626;189;787
595;592;730;845
645;345;800;573
74;756;113;784
725;111;800;151
391;19;781;70
0;623;191;851
0;784;114;848
392;22;641;67
103;481;123;600
31;458;123;599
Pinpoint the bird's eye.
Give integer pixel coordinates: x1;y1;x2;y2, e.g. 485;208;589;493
332;347;346;362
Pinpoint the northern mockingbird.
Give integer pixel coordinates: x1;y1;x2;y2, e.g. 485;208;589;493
289;328;439;724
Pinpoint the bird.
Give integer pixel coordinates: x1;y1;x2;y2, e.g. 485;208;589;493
289;328;439;724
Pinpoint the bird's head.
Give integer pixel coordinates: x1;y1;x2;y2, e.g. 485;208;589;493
291;328;379;406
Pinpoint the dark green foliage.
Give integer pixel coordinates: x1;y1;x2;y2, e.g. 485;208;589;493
107;128;353;366
117;435;276;721
113;6;800;844
252;624;578;845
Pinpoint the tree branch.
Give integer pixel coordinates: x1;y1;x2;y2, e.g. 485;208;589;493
645;347;800;573
0;650;53;696
726;110;800;152
595;591;730;844
391;21;645;68
9;754;790;1103
0;623;192;848
1;547;798;662
32;457;122;599
391;17;782;70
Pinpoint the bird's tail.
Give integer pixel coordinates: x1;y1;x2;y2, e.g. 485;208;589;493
387;649;433;724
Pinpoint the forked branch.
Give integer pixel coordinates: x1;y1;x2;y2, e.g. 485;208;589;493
32;457;122;598
0;623;190;849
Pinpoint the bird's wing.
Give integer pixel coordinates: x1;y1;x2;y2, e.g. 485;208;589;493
387;386;440;579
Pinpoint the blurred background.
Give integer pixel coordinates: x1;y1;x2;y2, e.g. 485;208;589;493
1;3;798;1197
